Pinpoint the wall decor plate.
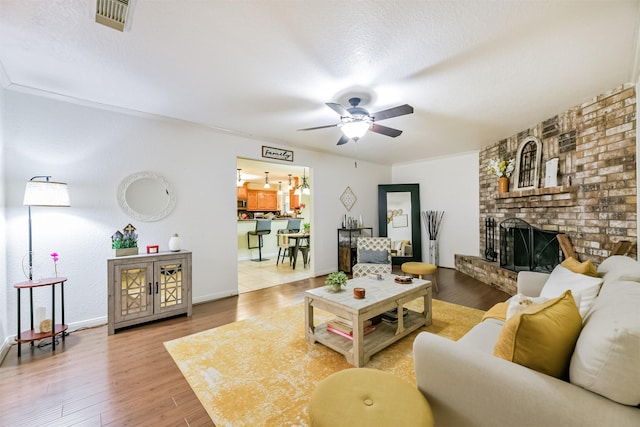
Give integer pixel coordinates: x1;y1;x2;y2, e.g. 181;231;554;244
340;186;357;211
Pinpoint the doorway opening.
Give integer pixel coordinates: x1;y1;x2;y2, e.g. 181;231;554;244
236;157;312;293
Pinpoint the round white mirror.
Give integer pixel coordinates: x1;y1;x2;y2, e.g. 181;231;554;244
118;172;176;222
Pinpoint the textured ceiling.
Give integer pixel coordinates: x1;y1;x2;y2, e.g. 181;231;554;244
1;0;639;165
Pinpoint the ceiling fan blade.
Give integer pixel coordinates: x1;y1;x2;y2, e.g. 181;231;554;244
326;102;352;118
370;123;403;138
371;104;414;121
297;123;339;131
337;135;350;145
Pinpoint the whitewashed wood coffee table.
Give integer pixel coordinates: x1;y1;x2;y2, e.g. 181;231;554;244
304;274;432;367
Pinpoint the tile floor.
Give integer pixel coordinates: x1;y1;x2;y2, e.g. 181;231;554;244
238;252;312;293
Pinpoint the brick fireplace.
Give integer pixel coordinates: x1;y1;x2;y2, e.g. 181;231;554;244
456;84;637;295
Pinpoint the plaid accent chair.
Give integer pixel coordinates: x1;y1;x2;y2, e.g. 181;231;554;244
352;237;392;278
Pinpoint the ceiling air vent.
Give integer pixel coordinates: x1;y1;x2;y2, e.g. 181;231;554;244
95;0;131;32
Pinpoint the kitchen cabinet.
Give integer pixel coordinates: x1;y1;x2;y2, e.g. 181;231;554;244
237;185;248;200
247;191;258;210
257;191;278;210
107;251;192;334
290;189;300;209
247;190;278;211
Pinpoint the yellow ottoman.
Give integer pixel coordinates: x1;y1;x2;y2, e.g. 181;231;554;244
401;262;439;292
309;368;433;427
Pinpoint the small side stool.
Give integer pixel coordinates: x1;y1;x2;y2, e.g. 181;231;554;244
309;368;433;427
401;262;439;292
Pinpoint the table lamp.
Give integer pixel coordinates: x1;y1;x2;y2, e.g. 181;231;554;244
23;176;70;281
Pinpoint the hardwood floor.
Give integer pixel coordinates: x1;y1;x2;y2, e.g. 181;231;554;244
0;268;508;427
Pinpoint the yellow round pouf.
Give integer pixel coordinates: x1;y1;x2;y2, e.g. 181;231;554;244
401;262;439;292
309;368;433;427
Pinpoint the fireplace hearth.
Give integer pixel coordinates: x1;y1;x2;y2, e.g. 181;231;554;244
499;218;563;273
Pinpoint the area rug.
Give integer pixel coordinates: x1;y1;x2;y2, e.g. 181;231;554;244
164;299;484;427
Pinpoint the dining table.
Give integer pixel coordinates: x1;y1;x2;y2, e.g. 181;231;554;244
283;231;310;269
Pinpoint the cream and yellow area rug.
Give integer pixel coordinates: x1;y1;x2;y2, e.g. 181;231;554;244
164;299;483;427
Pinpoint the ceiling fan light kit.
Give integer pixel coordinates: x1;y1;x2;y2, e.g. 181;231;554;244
340;120;371;140
298;97;413;146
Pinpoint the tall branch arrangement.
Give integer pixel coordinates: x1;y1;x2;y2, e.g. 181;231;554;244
422;210;445;240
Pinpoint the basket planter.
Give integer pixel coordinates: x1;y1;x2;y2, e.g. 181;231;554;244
113;247;138;257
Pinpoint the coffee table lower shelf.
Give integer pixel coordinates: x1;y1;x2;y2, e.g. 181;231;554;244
310;310;427;366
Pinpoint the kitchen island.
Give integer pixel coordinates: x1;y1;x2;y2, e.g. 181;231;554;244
237;218;304;261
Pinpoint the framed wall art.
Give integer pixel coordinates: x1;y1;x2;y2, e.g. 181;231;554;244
340;186;357;211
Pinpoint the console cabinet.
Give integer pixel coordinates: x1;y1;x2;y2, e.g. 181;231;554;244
338;228;373;274
107;251;192;334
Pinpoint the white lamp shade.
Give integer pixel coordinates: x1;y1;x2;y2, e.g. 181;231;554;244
341;121;371;139
23;181;70;207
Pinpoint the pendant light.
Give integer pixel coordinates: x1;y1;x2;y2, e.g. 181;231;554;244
236;169;244;187
277;181;283;195
295;168;311;195
263;172;270;189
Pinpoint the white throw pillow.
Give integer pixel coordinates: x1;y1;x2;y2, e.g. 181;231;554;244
505;294;548;320
540;265;603;317
570;280;640;406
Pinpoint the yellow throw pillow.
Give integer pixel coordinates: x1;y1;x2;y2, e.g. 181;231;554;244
561;257;598;277
493;290;582;379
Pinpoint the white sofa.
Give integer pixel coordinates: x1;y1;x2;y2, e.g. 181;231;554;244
413;255;640;427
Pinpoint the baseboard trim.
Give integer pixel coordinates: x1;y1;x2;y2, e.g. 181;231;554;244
193;290;239;305
0;335;13;365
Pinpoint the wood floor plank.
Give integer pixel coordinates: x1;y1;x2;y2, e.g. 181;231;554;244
0;268;508;426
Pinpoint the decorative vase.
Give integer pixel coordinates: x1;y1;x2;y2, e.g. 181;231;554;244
168;233;182;252
429;239;439;266
498;177;509;194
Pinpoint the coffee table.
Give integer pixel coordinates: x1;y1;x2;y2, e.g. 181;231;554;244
304;274;432;367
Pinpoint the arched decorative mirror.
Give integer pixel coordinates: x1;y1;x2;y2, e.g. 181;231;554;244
118;172;176;222
378;184;422;264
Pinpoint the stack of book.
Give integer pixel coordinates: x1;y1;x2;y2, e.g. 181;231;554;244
326;317;376;340
381;307;409;324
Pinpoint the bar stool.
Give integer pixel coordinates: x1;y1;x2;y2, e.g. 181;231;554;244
247;219;272;262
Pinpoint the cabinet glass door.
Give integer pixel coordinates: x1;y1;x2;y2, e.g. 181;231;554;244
155;260;187;314
115;263;154;323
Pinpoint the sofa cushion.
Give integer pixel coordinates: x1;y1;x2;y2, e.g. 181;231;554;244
540;264;603;317
459;317;504;354
569;279;640;406
359;249;389;264
561;256;597;277
597;255;640;284
494;290;582;379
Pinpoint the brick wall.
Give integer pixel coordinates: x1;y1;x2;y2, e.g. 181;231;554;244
479;83;637;266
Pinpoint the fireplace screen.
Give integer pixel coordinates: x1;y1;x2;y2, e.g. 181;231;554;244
500;218;563;273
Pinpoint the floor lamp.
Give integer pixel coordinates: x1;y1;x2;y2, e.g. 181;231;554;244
23;176;71;281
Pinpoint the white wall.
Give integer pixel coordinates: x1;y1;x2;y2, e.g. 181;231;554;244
392;152;480;268
0;72;8;360
1;89;390;347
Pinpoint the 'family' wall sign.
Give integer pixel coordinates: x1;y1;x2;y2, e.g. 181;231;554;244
262;146;294;162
